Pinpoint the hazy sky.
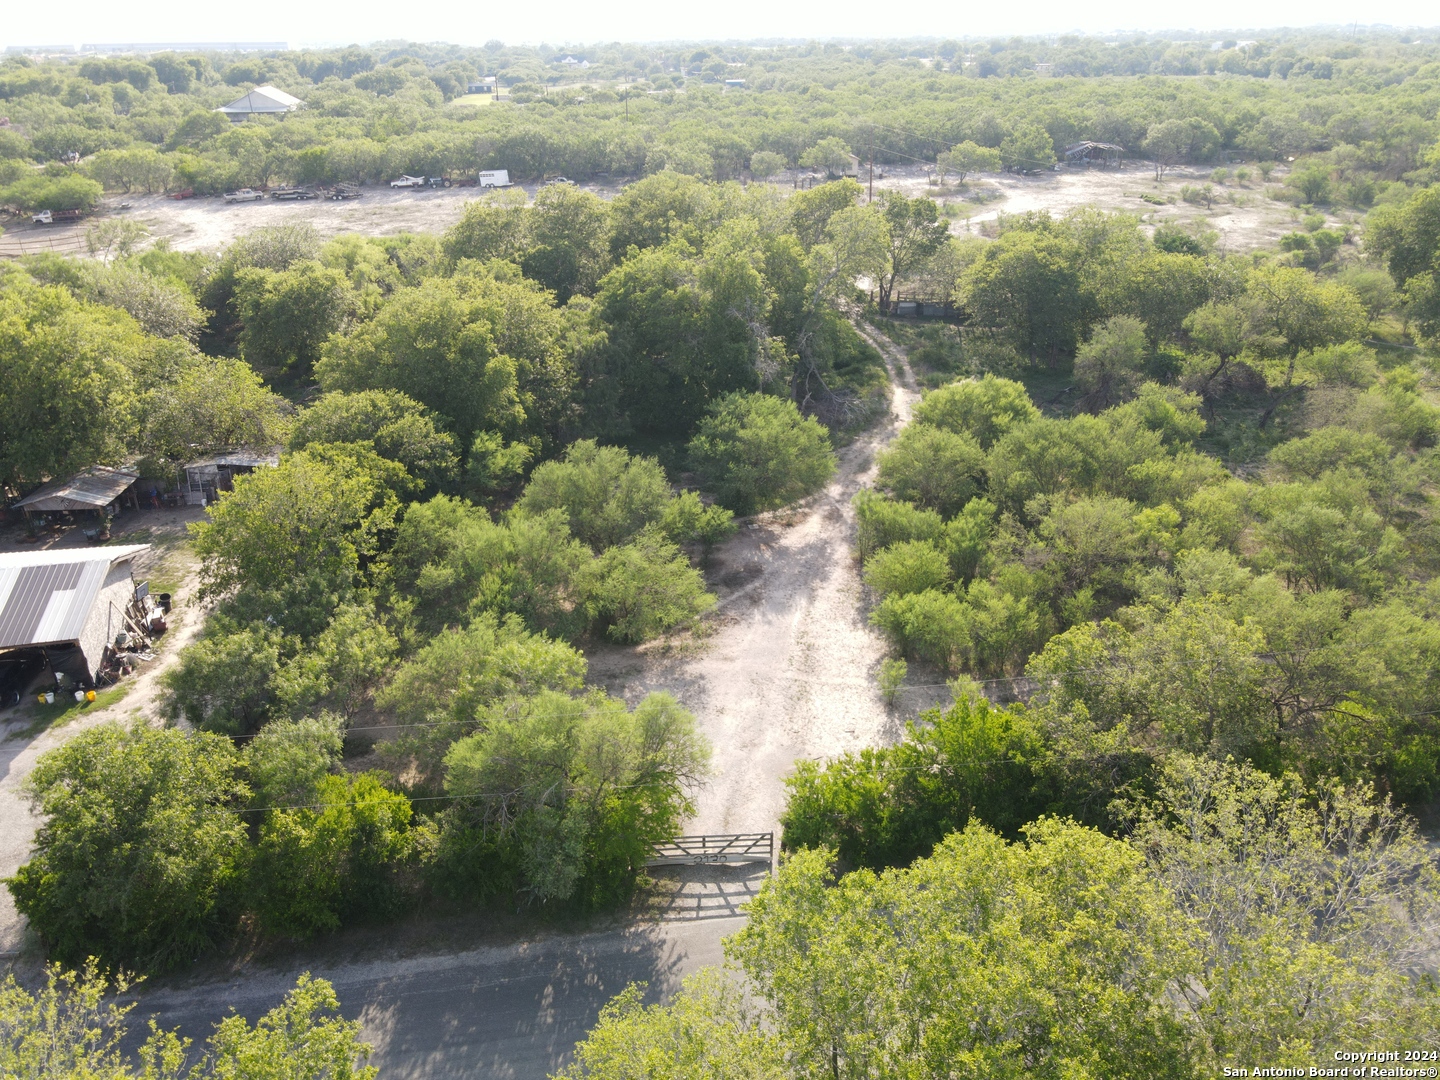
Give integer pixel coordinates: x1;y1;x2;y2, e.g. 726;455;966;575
4;0;1437;50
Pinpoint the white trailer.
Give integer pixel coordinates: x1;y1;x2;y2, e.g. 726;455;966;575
478;170;512;188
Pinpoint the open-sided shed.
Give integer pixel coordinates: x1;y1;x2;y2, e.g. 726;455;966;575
13;466;140;522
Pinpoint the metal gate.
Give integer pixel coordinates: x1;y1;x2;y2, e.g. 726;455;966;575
646;833;774;867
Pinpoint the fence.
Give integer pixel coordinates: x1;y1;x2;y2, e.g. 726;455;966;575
646;832;774;867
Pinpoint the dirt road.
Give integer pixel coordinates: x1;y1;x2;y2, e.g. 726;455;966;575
589;325;944;836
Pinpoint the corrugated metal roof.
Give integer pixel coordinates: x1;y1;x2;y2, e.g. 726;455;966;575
216;85;304;114
14;466;139;512
184;450;279;470
0;545;149;649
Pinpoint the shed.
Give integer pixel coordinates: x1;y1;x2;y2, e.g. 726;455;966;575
1063;141;1125;166
14;466;139;521
0;544;150;686
182;450;278;506
216;84;304;120
467;78;498;94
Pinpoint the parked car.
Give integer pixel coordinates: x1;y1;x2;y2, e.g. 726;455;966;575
168;188;195;200
390;175;427;188
544;176;575;186
269;186;316;200
31;208;87;224
223;188;264;203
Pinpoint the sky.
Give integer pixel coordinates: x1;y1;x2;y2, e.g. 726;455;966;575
4;0;1438;51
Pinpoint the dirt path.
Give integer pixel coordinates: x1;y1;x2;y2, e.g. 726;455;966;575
0;518;206;956
589;325;944;837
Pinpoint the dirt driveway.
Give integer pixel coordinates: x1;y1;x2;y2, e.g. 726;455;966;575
587;327;946;837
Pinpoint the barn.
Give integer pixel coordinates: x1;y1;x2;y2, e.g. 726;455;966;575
0;545;151;690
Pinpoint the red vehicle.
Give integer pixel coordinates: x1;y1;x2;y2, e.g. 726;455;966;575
168;188;195;200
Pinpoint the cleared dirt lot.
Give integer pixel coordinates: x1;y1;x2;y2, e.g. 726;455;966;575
0;162;1332;260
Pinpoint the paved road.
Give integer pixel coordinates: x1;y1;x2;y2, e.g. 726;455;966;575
130;914;741;1079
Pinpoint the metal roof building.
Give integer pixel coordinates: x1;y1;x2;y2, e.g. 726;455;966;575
216;84;304;119
0;545;150;684
13;466;139;516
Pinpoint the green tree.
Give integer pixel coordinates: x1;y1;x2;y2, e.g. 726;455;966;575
863;540;952;597
687;392;836;515
749;150;788;179
608;171;722;256
245;715;344;808
582;527;716;642
1075;314;1148;410
798;136;853;178
910;375;1040;449
517;439;673;550
161;622;286;735
139;356;288;466
442;689;708;904
557;970;783;1080
442;188;530;262
999;122;1056;172
874;424;984;516
959;231;1086;360
234;260;356;379
788;178;864;251
251;772;417;938
190;447;403;609
730;824;1199;1079
289;389;460;488
0;282;140;488
316;275;527;448
876;193;949;310
937;140;1001;184
521;183;612;301
1144;117;1220;179
0;967;375;1080
8;725;249;972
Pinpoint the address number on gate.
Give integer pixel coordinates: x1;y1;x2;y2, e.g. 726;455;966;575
691;853;727;864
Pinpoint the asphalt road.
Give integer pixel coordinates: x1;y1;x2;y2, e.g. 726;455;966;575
128;914;741;1079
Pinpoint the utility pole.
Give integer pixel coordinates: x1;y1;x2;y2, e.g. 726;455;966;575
868;129;874;202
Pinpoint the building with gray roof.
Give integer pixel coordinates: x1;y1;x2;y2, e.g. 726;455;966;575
0;545;150;686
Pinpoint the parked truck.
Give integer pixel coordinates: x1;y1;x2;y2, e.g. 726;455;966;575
223;188;264;203
31;208;87;224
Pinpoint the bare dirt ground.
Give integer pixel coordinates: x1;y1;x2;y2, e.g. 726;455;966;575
0;507;206;956
0;162;1333;260
587;324;948;838
869;162;1349;253
0;180;627;258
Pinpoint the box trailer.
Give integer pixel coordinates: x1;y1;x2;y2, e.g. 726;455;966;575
478;170;512;188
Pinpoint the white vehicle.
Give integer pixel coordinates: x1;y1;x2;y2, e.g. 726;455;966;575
478;170;512;188
223;188;264;203
390;175;427;188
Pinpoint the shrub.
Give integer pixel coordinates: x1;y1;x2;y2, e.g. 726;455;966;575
0;174;102;212
687;392;836;515
864;540;953;597
582;526;715;642
518;439;673;550
853;489;945;559
911;375;1039;448
875;423;985;517
8;725;249;971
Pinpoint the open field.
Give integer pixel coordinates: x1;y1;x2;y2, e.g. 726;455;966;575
0;162;1332;261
